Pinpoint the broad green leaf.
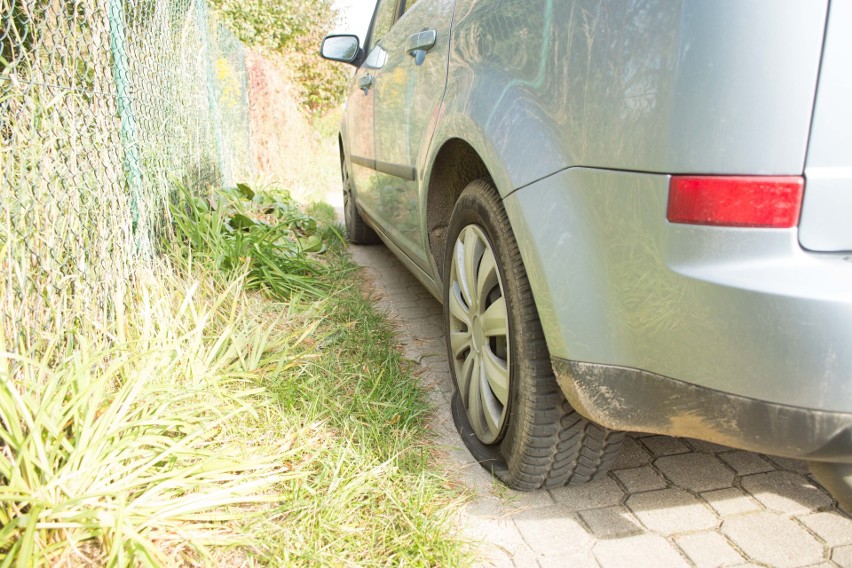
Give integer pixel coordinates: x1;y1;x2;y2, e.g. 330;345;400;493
235;183;255;200
229;213;256;231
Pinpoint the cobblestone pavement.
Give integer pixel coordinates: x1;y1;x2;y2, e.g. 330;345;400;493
348;242;852;568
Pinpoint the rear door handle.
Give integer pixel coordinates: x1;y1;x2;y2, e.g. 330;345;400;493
407;29;437;56
358;74;374;94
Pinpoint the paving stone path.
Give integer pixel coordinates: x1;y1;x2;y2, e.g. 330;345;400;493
348;243;852;568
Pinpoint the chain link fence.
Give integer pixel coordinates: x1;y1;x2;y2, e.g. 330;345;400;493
0;0;252;347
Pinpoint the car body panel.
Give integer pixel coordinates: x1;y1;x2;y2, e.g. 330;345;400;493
345;53;380;215
371;0;456;270
504;167;852;413
435;0;827;195
799;0;852;252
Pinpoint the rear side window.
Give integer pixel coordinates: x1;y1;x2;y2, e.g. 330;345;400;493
368;0;400;51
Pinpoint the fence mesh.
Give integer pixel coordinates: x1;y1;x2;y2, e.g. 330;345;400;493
0;0;252;347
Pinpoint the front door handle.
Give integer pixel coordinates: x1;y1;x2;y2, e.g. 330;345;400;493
407;29;437;57
358;74;374;94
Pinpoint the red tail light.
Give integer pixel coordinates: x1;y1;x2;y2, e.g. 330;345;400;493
667;176;804;228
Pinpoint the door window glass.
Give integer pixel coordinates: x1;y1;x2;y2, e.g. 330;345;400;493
368;0;400;51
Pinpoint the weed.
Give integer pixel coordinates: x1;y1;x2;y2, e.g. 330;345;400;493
169;182;333;300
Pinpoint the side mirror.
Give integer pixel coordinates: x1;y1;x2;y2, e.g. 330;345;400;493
320;34;362;66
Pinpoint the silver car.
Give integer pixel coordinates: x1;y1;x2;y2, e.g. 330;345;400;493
322;0;852;509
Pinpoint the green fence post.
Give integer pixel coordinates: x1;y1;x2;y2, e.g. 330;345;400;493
195;0;227;187
107;0;142;234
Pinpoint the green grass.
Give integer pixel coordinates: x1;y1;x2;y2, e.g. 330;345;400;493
0;191;470;566
257;264;469;565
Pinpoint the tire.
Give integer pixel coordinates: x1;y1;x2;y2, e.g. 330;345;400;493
444;179;624;490
342;159;379;245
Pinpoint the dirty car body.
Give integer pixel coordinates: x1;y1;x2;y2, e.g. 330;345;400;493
322;0;852;508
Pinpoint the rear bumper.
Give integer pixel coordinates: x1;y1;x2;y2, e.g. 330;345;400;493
552;358;852;463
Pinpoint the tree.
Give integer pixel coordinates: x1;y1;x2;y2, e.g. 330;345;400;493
210;0;348;113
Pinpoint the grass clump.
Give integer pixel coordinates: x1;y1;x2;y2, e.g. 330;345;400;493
0;188;468;566
257;262;470;565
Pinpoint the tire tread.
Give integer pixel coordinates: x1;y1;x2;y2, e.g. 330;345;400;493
446;179;624;492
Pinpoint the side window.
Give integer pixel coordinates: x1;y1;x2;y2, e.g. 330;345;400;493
368;0;400;51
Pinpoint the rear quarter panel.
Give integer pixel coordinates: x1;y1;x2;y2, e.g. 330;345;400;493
429;0;827;193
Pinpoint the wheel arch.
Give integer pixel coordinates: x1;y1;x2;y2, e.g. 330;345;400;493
425;138;494;285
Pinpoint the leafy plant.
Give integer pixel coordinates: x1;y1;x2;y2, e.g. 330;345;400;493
170;182;334;299
1;185;469;566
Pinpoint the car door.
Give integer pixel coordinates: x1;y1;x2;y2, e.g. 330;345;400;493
371;0;455;270
345;0;398;216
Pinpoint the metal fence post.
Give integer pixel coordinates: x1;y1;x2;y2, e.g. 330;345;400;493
107;0;142;233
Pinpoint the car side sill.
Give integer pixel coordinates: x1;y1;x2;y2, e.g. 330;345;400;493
551;358;852;463
357;205;442;301
349;154;416;182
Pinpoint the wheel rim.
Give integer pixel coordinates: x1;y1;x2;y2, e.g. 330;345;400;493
448;224;510;444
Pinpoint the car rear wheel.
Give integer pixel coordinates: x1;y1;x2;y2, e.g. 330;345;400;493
444;179;624;490
342;159;379;244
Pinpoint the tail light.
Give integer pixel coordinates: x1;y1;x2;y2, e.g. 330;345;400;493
667;176;804;228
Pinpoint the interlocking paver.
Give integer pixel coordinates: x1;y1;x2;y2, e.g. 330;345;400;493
676;532;745;567
612;435;653;468
798;511;852;547
579;505;643;538
627;488;718;535
832;544;852;566
548;478;624;511
722;511;825;567
539;552;600;568
593;534;690;568
685;438;732;454
465;513;536;567
342;237;852;568
702;487;764;517
655;453;735;492
513;508;592;558
506;486;555;510
641;435;691;457
768;456;813;475
613;465;668;493
741;471;834;515
718;450;777;476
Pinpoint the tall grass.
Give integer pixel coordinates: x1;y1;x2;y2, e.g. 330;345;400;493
1;190;468;565
256;264;469;565
0;259;303;565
